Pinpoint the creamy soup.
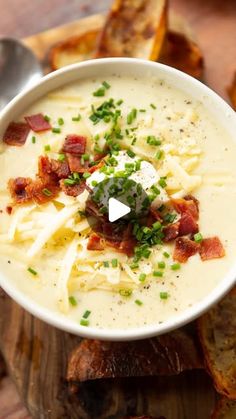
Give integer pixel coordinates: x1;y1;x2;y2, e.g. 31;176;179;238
0;75;235;330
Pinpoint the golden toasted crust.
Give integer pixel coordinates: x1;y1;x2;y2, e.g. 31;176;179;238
227;72;236;111
211;398;236;419
160;30;204;80
95;0;168;60
49;29;99;70
198;287;236;400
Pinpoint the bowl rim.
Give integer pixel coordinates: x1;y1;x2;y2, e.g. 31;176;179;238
0;57;236;341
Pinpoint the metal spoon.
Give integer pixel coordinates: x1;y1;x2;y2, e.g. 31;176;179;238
0;38;43;111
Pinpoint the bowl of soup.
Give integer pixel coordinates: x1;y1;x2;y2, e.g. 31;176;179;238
0;58;235;341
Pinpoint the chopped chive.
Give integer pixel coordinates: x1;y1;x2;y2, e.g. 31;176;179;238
135;299;143;306
44;144;51;152
153;221;162;230
103;261;109;268
52;127;61;134
119;289;132;297
82;153;89;161
135;160;142;171
130;262;139;270
64;178;76;186
158;177;167;188
155;150;164;160
158;261;166;269
139;109;146;112
44;115;50;122
111;258;118;268
31;136;36;144
42;188;52;197
91;180;98;187
147;136;162;146
150;103;157;109
127;108;137;125
171;263;181;271
153;271;163;277
58;117;64;126
117;99;123;106
99;206;107;214
160;292;169;299
126;149;136;158
163;251;170;258
28;267;37;276
93;87;105;97
102;81;111;89
194;232;203;243
72;114;81;122
69;296;77;306
80;318;89;326
139;273;146;282
83;310;91;319
58;153;65;162
83;172;91;179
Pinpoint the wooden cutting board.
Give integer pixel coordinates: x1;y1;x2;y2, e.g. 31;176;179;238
0;5;235;418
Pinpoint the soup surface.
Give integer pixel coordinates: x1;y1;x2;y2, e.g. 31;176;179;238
0;75;235;329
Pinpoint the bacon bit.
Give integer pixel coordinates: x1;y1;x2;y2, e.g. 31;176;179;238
38;156;53;180
163;221;180;242
179;212;199;236
24;113;51;132
85;200;105;218
174;237;200;263
87;233;105;250
60;179;86;197
62;134;86;155
51;159;70;179
8;177;32;204
149;207;162;221
6;206;12;215
88;160;104;174
3;122;30;146
172;196;199;220
67;154;89;173
26;179;59;204
199;237;225;261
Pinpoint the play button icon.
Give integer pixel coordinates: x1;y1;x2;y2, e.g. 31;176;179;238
108;197;131;222
85;176;150;239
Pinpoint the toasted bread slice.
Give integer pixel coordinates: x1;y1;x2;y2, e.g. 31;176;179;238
211;398;236;419
95;0;167;60
49;29;99;71
198;287;236;399
160;31;204;79
228;72;236;111
67;329;202;385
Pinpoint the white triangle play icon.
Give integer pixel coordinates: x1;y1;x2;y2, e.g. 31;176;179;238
108;197;131;222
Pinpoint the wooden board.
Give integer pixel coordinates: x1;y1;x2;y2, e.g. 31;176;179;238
0;5;235;418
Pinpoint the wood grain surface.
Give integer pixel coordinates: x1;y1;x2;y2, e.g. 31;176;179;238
0;0;235;418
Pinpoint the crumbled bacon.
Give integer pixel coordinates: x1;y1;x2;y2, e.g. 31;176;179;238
88;160;104;174
87;233;105;251
8;177;32;203
163;221;180;242
66;154;89;173
51;159;70;179
59;179;86;197
24;113;51;132
26;179;59;204
172;195;199;220
85;200;106;219
3;122;30;146
62;134;86;155
199;237;225;261
179;212;199;236
149;207;162;221
173;237;200;263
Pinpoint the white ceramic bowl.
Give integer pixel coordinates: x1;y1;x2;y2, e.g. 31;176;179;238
0;58;236;341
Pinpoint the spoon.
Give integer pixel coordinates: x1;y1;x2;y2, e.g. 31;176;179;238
0;38;43;111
